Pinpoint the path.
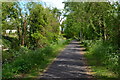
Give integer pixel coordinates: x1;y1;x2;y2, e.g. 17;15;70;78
39;40;93;80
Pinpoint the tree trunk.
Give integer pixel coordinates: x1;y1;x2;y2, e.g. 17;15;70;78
17;26;21;46
99;18;106;41
21;19;27;46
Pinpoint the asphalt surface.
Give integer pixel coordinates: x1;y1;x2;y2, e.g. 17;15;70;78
39;40;94;80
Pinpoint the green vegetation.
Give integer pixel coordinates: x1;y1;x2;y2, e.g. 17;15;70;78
2;1;120;79
63;1;120;79
84;40;119;79
2;2;67;79
2;39;70;79
2;2;61;48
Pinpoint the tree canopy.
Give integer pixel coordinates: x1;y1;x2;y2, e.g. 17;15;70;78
63;2;120;47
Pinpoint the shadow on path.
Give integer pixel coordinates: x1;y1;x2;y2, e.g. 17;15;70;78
39;40;94;80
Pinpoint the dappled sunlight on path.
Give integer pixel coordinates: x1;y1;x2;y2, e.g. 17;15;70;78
39;40;94;79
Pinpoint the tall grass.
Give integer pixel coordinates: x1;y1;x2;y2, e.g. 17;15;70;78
2;39;71;79
83;40;119;79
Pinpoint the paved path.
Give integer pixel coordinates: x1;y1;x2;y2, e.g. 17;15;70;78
39;40;93;80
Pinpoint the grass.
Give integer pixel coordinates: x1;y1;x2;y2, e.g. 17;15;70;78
2;38;71;79
21;40;68;78
85;53;118;79
83;40;119;80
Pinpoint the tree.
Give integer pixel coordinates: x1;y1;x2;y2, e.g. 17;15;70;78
28;3;60;48
63;2;119;43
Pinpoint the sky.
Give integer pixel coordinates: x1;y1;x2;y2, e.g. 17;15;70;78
41;0;65;9
40;0;120;10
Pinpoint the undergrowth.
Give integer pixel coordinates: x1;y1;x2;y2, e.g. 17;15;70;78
83;40;119;80
2;39;71;79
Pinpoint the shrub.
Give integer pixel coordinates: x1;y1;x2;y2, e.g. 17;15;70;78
84;40;119;75
2;38;11;49
2;46;55;78
2;39;67;78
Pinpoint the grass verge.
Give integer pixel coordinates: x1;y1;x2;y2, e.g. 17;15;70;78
2;39;72;79
83;40;119;80
85;53;118;80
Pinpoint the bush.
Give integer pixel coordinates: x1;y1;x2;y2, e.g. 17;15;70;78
2;46;29;63
2;36;20;50
2;38;11;49
84;40;119;75
2;39;68;78
2;46;56;78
